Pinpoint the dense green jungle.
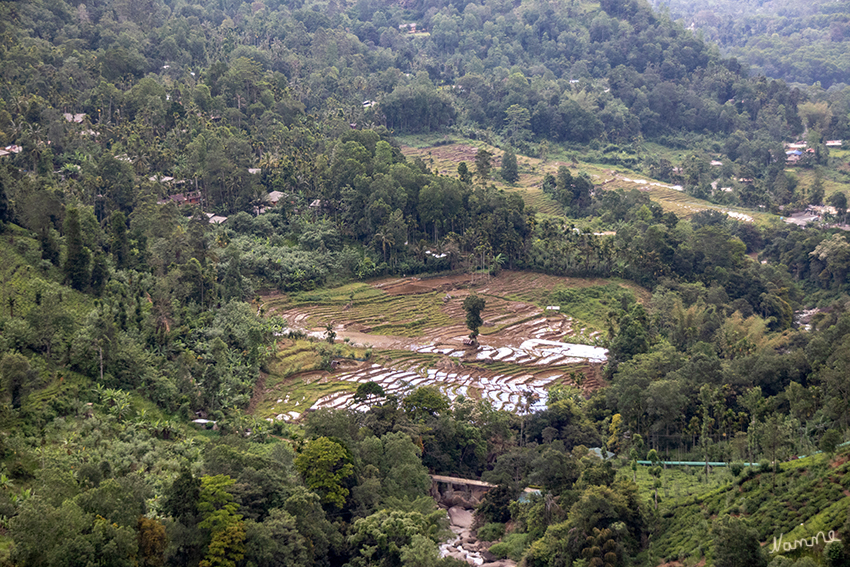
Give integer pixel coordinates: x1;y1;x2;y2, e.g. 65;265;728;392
1;0;850;565
649;0;850;89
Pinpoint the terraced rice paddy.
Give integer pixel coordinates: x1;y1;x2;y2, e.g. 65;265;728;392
258;272;637;421
300;339;607;415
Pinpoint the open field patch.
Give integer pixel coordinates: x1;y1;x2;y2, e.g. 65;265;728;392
399;139;782;223
597;171;774;223
257;369;358;423
790;163;850;200
400;142;571;215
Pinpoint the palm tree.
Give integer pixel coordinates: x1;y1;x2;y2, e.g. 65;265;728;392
412;239;427;262
519;389;540;446
491;252;506;275
374;228;394;264
442;239;462;270
23;123;44;171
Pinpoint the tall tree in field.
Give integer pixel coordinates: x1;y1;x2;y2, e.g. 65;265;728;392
462;293;486;342
63;207;91;291
810;170;825;205
504;104;531;144
699;385;717;483
198;475;246;567
475;149;492;183
501;148;519;183
162;467;203;566
457;162;473;184
0;353;37;409
762;413;791;492
138;517;167;567
647;449;662;509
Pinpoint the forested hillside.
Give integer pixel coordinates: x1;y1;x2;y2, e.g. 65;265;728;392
1;0;850;565
649;0;850;89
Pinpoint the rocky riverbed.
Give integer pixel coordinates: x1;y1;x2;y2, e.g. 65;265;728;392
439;505;516;567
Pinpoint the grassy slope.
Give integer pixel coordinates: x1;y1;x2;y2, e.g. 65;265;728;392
264;282;457;337
0;225;97;426
484;280;645;339
0;226;191;558
790;149;850;201
0;224;91;317
254;339;363;418
622;450;850;565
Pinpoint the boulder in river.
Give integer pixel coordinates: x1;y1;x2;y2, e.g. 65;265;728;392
448;506;474;529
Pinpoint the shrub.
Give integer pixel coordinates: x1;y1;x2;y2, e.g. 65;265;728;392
477;522;505;542
489;532;529;562
825;540;844;567
477;484;518;523
730;462;744;477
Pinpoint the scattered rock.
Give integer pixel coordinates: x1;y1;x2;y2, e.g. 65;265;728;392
448;506;474;529
442;506;493;565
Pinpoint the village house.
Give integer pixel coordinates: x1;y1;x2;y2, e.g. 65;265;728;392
786;149;802;164
205;212;227;225
149;175;176;184
0;145;22;158
157;191;202;206
266;191;285;206
253;191;288;215
809;205;838;217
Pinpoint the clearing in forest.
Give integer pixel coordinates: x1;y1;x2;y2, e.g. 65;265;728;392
399;139;776;223
255;271;647;421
